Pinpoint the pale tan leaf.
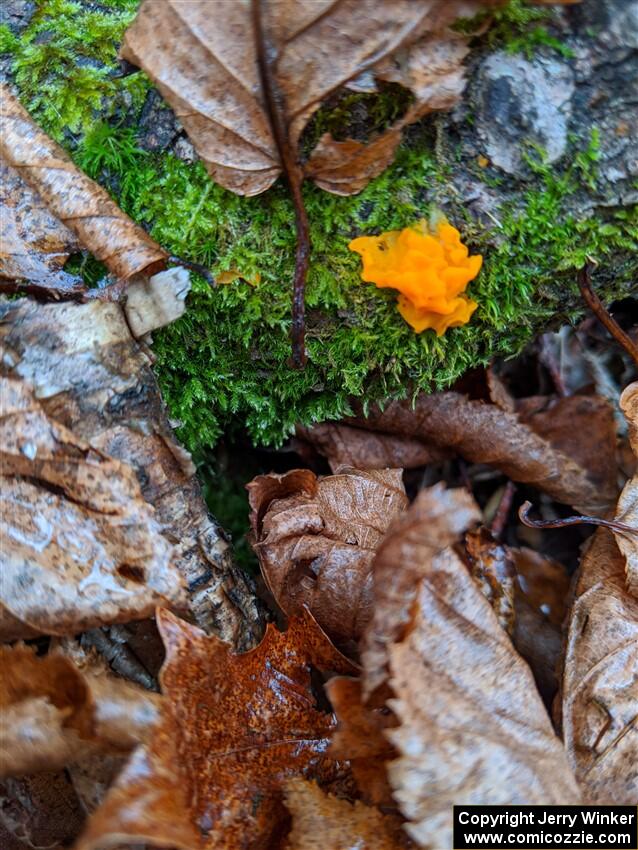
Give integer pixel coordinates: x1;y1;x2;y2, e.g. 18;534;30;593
248;467;407;643
361;483;481;697
561;528;638;803
121;0;503;197
375;509;580;846
0;85;167;281
617;382;638;596
284;778;408;850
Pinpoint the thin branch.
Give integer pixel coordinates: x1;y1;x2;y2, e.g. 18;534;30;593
518;500;638;537
168;255;216;287
577;262;638;368
252;0;309;367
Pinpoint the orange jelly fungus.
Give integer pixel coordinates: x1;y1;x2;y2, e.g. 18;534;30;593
348;218;482;335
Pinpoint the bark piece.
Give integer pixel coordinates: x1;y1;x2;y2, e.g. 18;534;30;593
76;609;355;850
0;377;186;640
0;158;84;296
381;544;580;847
561;528;638;803
284;778;408;850
0;85;167;281
349;391;616;513
361;483;481;697
0;297;262;648
295;422;450;472
248;468;407;643
0;643;160;777
121;0;504;197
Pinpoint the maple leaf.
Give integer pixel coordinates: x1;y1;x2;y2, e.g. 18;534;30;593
248;468;407;644
0;86;167;296
76;608;355;850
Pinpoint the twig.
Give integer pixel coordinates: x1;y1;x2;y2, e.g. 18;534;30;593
577;262;638;368
168;255;216;287
252;0;309;367
518;500;638;537
490;481;517;540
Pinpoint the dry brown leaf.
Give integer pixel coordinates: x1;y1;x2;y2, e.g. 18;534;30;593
373;504;580;846
1;296;262;647
349;391;616;513
465;528;516;635
515;393;618;509
0;376;187;640
76;608;355;850
284;777;408;850
0;643;160;777
561;528;638;803
0;159;85;296
616;383;638;596
295;422;450;472
327;676;397;808
121;0;502;197
0;85;167;282
362;483;481;697
248;468;408;643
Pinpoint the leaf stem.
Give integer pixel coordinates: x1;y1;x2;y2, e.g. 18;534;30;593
518;500;638;536
252;0;309;367
577;262;638;368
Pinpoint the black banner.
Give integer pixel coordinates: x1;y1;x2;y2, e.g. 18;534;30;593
453;806;637;849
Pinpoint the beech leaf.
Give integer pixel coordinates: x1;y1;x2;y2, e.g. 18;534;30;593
248;468;408;643
120;0;502;198
0;85;167;287
77;608;355;850
616;382;638;596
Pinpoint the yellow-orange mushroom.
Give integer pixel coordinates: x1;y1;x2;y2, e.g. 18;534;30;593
348;218;482;335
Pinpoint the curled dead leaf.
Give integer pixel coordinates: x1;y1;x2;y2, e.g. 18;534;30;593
0;376;186;640
0;85;167;282
616;382;638;596
248;468;408;643
76;608;355;850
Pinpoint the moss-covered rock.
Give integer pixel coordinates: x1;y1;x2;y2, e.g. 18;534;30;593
3;0;636;450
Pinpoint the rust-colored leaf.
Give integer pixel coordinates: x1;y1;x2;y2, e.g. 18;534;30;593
284;778;409;850
0;375;186;639
248;468;408;643
370;499;580;847
77;608;355;850
120;0;503;198
0;773;85;850
361;483;481;697
295;423;450;472
0;643;160;777
0;86;167;282
327;676;397;808
348;391;617;513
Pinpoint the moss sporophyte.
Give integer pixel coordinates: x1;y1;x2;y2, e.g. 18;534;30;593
5;0;637;450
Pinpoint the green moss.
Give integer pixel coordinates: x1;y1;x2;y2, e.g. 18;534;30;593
0;23;19;53
8;0;637;453
8;0;146;141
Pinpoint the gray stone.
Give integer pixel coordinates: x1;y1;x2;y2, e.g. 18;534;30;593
0;0;35;34
475;53;574;176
